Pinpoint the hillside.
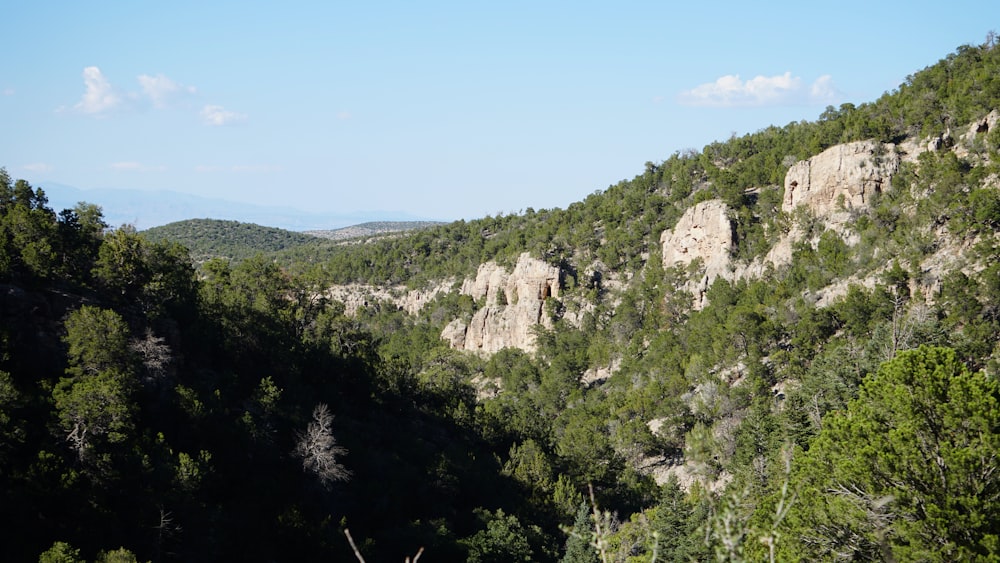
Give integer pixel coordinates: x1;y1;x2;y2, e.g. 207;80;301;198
2;39;1000;562
305;221;446;241
142;218;321;263
140;219;447;264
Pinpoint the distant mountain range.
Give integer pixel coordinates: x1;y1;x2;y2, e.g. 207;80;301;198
38;182;439;231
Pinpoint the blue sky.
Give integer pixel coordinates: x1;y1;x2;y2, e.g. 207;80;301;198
3;1;999;223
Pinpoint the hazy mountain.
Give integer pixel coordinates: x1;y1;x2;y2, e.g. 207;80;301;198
39;182;438;231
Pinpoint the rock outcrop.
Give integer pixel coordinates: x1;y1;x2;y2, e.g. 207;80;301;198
660;142;899;305
660;199;735;309
326;280;454;316
782;140;900;227
443;252;561;354
782;140;898;214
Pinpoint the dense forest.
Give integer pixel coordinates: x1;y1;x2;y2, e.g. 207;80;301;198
3;38;1000;562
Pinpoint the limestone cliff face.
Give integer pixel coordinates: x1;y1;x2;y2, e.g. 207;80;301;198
782;140;900;223
326;280;454;316
660;199;735;308
660;143;898;306
443;252;560;354
729;140;901;278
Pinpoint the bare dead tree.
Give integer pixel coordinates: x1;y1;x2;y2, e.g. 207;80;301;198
345;528;423;563
153;506;182;561
130;328;174;385
294;403;350;487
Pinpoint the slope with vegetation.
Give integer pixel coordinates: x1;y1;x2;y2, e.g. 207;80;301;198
2;36;1000;562
142;218;321;264
306;220;446;241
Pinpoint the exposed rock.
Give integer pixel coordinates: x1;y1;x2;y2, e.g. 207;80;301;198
661;199;734;275
445;253;561;354
813;275;878;309
636;453;733;492
659;143;899;301
927;129;954;152
470;374;500;401
952;109;1000;160
326;279;455;316
660;199;735;308
965;109;1000;139
782;140;900;225
441;318;468;349
581;358;620;387
733;224;802;279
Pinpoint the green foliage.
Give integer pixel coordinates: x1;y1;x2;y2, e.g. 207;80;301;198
561;501;600;563
38;542;84;563
0;173;60;283
63;306;134;378
651;476;701;561
5;39;1000;563
55;306;138;470
93;226;198;320
0;371;22;453
462;508;540;563
94;547;142;563
142;218;321;263
784;346;1000;561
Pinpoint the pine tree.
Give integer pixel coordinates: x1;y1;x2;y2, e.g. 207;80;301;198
562;501;599;563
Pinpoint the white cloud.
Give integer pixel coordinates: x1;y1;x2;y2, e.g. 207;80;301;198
810;74;841;104
678;72;840;107
138;73;196;108
110;161;165;172
67;67;248;124
201;104;247;126
2;87;13;96
22;163;52;173
66;67;209;118
74;66;122;115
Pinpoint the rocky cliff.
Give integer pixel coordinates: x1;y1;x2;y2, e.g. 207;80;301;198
782;140;900;234
442;252;561;354
660;136;918;308
327;113;998;355
660;199;735;308
325;280;454;316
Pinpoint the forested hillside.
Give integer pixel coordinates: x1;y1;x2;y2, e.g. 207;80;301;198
141;219;321;263
3;39;1000;562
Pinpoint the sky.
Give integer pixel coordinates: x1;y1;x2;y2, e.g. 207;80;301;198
4;1;1000;224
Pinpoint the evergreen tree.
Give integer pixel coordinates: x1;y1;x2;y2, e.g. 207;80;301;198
561;501;599;563
784;346;1000;561
652;476;695;561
